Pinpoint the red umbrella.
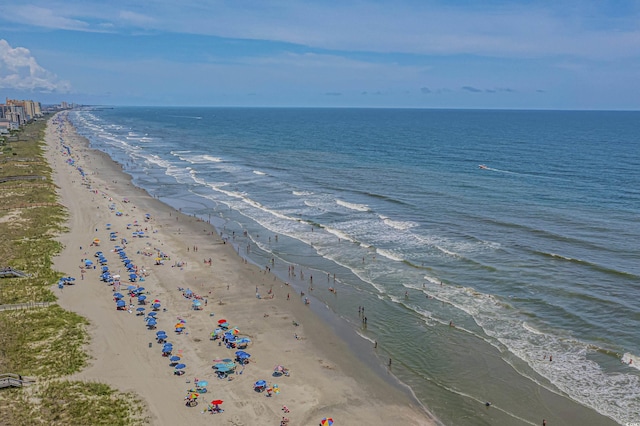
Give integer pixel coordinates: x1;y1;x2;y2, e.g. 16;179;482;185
210;399;223;405
217;319;227;324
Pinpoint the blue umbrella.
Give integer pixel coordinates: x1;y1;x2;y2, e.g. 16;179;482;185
148;312;157;318
152;303;161;309
127;285;137;291
136;307;145;312
170;355;180;362
138;295;147;301
255;380;266;387
192;300;202;306
113;292;124;299
84;260;93;266
215;365;231;372
116;300;126;308
156;330;166;336
175;363;186;370
147;319;157;326
162;344;173;350
136;287;145;293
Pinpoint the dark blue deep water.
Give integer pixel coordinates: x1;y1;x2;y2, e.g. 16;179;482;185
70;107;640;425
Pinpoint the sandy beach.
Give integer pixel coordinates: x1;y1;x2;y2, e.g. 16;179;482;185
45;112;436;426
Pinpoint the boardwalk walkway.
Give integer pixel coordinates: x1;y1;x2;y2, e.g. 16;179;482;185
0;373;34;389
0;301;52;312
0;268;28;278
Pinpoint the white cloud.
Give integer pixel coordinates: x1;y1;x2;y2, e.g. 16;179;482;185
8;5;91;31
0;40;71;92
119;10;156;27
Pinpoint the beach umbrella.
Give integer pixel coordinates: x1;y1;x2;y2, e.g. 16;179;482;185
192;300;201;307
197;380;208;387
138;294;147;301
237;337;251;343
84;260;93;266
174;322;185;329
175;363;186;370
162;345;173;352
136;287;145;293
113;292;124;299
214;365;231;372
153;299;161;303
156;330;166;336
217;319;227;324
170;355;181;362
152;303;161;310
127;285;137;291
147;311;157;318
146;318;157;326
136;307;145;312
320;418;333;426
116;300;126;308
210;399;223;405
254;380;266;389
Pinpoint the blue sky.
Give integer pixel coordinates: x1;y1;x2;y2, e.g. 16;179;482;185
1;0;639;109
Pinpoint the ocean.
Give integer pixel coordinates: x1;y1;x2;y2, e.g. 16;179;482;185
69;107;640;425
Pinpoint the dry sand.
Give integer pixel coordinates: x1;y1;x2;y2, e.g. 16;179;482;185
45;112;437;426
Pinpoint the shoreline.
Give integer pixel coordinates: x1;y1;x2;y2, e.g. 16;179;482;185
45;112;437;425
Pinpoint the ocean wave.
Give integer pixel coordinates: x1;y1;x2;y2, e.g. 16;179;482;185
534;250;639;279
376;248;404;262
178;154;224;164
336;199;370;212
381;216;419;230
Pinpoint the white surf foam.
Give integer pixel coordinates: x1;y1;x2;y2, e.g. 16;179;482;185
336;199;370;212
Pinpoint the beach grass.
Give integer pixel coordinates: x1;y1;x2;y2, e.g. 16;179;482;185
0;304;88;376
0;116;149;425
0;380;147;426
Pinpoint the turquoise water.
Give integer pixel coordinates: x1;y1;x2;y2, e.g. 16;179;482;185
70;108;640;425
